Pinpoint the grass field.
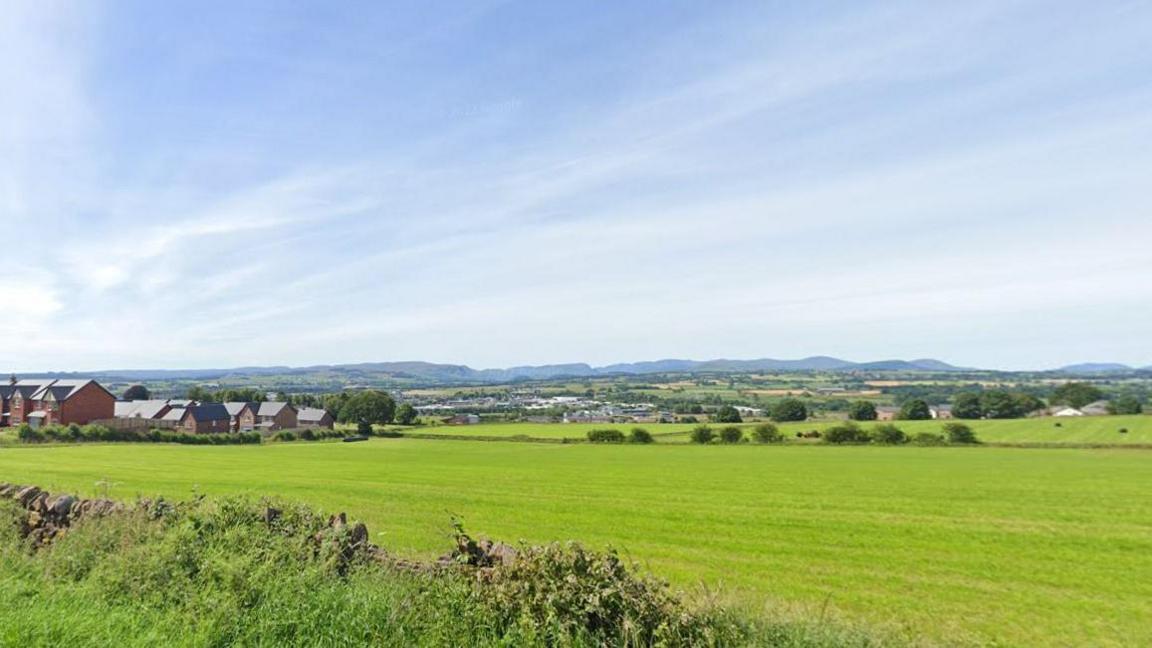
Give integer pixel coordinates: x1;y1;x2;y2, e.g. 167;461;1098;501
1;441;1150;645
412;415;1152;445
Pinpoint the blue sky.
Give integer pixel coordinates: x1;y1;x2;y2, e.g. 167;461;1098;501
3;0;1151;371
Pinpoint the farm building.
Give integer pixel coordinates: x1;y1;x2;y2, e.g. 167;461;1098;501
1052;407;1085;417
0;377;116;428
447;414;481;425
297;407;335;429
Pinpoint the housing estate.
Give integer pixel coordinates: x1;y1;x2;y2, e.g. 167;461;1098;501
0;377;116;428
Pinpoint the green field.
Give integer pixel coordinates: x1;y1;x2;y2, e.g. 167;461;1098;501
413;415;1152;445
1;440;1150;645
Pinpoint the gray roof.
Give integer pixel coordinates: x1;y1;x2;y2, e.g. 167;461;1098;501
257;402;294;417
297;407;331;423
116;400;172;419
161;408;186;422
224;402;258;416
184;404;232;422
25;379;114;402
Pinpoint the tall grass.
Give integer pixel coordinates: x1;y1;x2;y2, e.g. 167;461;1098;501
0;497;880;647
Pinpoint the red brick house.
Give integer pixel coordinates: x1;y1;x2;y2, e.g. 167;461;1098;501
2;378;115;428
224;402;259;432
255;402;298;431
174;404;233;434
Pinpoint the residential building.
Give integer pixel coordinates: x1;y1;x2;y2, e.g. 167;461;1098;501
175;404;233;434
114;400;174;420
297;407;335;429
2;377;116;428
224;402;259;432
256;402;298;430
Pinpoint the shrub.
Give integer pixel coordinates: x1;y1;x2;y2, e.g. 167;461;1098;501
16;423;42;443
586;429;625;444
627;428;654;444
298;428;316;441
870;424;907;445
911;432;947;446
823;422;867;444
718;426;743;444
273;431;297;442
752;422;782;444
357;420;374;436
943;422;979;444
689;425;715;444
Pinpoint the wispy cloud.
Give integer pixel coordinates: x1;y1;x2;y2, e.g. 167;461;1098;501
2;0;1151;370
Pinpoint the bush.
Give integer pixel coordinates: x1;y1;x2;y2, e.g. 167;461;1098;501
751;422;782;444
823;422;868;444
911;432;947;446
586;429;625;444
357;420;374;436
718;426;743;444
943;422;979;444
870;424;907;445
272;431;297;442
628;428;654;444
689;425;715;444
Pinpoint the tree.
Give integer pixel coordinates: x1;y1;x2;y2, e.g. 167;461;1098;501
628;428;654;444
338;390;397;425
979;391;1020;419
1108;396;1144;415
847;400;878;421
897;399;932;421
395;404;418;425
122;385;151;401
712;405;743;423
770;398;808;422
1051;382;1104;409
823;422;867;444
952;392;984;419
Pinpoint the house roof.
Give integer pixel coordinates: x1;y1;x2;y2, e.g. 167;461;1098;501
161;408;186;422
297;407;331;423
184;404;232;422
116;400;172;419
258;402;294;417
224;402;258;417
24;379;115;402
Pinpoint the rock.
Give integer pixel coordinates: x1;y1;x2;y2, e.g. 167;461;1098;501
264;507;282;526
47;494;77;518
15;486;43;508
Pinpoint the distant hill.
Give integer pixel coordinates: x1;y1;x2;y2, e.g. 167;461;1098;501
1056;363;1135;373
7;356;974;386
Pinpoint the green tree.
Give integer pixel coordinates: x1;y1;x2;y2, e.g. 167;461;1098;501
1108;396;1144;415
395;403;418;425
952;392;984;419
122;385;151;401
979;391;1020;419
712;405;743;423
770;398;808;422
870;424;907;445
1051;382;1104;409
897;399;932;420
847;400;878;421
339;390;397;425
